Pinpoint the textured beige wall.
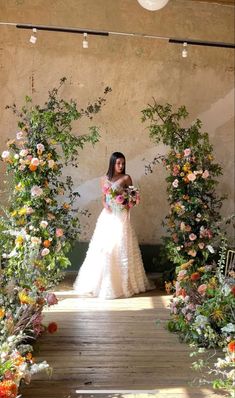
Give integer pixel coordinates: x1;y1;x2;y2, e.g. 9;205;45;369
0;0;234;244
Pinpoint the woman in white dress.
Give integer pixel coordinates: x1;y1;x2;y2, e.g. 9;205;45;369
73;152;155;299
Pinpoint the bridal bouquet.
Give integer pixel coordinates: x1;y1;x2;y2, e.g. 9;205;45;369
103;184;140;210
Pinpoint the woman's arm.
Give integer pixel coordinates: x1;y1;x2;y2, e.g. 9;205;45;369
100;177;112;211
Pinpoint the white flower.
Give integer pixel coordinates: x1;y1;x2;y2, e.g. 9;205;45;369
1;150;10;159
31;185;43;197
41;248;50;256
40;220;48;228
19;149;28;157
14;154;20;160
206;245;215;253
37;143;45;152
172;179;179;188
31;157;40;166
31;236;42;245
16;131;24;140
48;159;55;168
221;323;235;334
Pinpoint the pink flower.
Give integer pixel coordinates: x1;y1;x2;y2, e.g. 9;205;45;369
178;269;187;280
128;202;134;208
198;242;205;249
172;179;179;188
31;185;43;197
116;195;124;204
41;248;50;256
186;313;192;321
188;249;197;257
31;236;41;245
31;157;40;166
184;148;191;157
202;170;209;179
187;173;196;182
197;284;207;295
46;293;58;306
189;233;197;241
56;228;64;237
172;165;180;176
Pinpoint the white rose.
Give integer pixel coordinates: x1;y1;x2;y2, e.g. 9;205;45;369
40;220;48;228
37;143;45;152
48;159;55;168
1;150;10;159
19;149;28;157
41;248;50;256
16;131;24;140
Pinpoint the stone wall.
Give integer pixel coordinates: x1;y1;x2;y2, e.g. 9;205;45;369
0;0;234;244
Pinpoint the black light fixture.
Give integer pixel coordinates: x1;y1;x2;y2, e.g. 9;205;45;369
0;22;234;50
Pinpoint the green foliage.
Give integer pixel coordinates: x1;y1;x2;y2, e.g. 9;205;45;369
142;101;225;268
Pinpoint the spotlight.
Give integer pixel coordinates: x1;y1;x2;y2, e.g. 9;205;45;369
182;42;188;58
29;28;37;44
82;32;88;49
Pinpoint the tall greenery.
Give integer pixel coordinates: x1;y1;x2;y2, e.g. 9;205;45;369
141;101;225;268
0;78;110;395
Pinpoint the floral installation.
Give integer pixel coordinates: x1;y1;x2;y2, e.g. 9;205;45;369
141;102;234;396
0;78;110;396
102;182;140;211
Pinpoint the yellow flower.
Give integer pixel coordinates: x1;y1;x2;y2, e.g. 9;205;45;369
18;290;36;305
208;277;218;289
180;259;194;270
0;308;5;319
182;162;191;172
208;154;214;161
15;183;23;191
18;207;27;216
198;266;206;273
211;308;224;322
11;210;18;217
15;235;24;246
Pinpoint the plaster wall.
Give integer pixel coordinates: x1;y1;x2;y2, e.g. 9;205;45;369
0;0;234;244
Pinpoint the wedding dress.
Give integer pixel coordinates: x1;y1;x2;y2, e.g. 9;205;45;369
73;179;155;299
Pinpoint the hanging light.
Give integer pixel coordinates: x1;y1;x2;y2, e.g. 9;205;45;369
29;27;37;44
82;32;88;48
182;42;188;58
137;0;169;11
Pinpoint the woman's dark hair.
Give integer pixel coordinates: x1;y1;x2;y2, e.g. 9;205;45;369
106;152;126;180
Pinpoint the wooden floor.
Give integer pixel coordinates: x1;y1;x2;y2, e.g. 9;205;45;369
22;275;224;398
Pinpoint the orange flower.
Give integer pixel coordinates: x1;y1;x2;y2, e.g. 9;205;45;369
228;341;235;353
29;164;37;171
190;272;201;281
0;308;5;319
48;322;58;334
43;240;51;248
0;380;18;398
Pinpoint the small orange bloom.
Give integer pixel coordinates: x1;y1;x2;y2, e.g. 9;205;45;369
29;164;37;171
228;341;235;353
48;322;58;334
43;240;51;248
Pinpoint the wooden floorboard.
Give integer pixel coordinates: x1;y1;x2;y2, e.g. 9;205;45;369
21;279;225;398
